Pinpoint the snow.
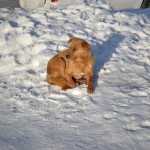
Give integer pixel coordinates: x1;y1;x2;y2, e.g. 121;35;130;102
0;0;150;150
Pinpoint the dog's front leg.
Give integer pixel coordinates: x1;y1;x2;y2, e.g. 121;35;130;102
86;73;94;94
65;74;76;88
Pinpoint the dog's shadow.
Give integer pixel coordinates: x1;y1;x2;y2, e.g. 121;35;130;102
90;33;125;89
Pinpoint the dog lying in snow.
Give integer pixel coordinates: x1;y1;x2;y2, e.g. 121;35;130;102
47;37;95;94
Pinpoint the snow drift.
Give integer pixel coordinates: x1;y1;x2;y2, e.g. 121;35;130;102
0;0;150;150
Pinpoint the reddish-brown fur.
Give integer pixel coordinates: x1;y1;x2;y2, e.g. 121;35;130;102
47;37;95;93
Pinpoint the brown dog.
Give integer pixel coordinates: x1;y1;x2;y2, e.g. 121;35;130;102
47;37;95;93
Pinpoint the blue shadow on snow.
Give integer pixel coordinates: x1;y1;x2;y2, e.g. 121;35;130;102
90;33;125;90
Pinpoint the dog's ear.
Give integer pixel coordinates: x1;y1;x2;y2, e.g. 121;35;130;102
68;37;78;43
82;41;90;50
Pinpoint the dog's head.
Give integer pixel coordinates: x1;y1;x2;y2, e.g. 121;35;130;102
66;37;91;62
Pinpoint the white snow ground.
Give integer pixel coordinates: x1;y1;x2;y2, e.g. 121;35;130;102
0;0;150;150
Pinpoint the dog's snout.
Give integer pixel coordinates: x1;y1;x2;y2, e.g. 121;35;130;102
66;55;70;59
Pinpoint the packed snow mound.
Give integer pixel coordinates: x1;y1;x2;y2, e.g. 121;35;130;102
0;1;150;150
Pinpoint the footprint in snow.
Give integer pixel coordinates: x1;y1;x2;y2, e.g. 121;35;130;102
15;52;31;64
129;89;148;97
125;121;141;131
141;120;150;129
100;68;112;74
103;111;118;120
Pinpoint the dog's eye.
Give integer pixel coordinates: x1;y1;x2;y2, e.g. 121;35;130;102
73;49;77;51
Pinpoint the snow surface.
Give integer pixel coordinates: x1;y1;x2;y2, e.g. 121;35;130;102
0;0;150;150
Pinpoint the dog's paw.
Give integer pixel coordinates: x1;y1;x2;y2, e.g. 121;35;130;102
62;85;71;91
87;86;94;94
76;79;87;85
